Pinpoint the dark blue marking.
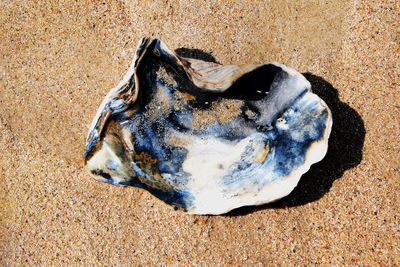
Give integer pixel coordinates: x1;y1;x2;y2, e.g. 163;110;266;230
166;112;192;132
106;160;119;171
92;169;112;180
271;97;328;178
128;112;190;182
158;146;188;174
84;133;98;160
219;94;328;191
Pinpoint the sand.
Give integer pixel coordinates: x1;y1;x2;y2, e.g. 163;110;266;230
1;1;399;265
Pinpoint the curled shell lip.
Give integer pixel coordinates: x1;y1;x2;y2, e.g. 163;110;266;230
84;38;332;215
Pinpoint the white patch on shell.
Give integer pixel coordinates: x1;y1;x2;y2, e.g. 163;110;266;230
182;137;251;190
187;111;332;215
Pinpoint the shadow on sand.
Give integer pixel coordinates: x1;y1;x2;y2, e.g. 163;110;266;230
175;48;366;216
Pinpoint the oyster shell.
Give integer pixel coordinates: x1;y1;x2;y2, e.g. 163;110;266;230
84;38;332;215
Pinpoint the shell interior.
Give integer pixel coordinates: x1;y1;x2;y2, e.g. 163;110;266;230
84;38;332;215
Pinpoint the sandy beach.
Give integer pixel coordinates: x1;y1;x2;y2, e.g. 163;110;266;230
1;1;399;265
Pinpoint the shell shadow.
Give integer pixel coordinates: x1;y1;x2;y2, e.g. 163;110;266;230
175;48;366;217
